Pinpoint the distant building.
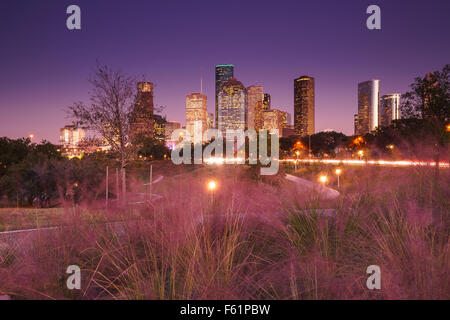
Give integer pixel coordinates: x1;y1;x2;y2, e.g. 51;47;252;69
263;93;271;110
285;112;292;127
354;114;360;136
281;127;296;138
60;125;108;158
207;112;214;130
247;85;264;130
379;94;401;127
262;109;285;132
215;65;234;127
164;120;181;149
357;80;379;134
60;125;85;149
165;121;181;142
279;110;288;128
218;77;247;136
130;82;154;143
153;114;166;143
294;76;315;136
186;92;207;141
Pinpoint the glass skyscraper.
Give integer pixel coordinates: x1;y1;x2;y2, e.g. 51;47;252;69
379;94;401;127
356;80;379;135
218;78;247;136
130;82;154;143
247;85;264;130
294;76;315;136
186;92;208;142
215;65;234;127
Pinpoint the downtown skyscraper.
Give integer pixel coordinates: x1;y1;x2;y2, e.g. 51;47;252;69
379;93;401;127
247;85;264;130
355;79;379;135
215;65;234;128
130;81;154;143
186;92;208;142
294;76;315;136
217;78;247;136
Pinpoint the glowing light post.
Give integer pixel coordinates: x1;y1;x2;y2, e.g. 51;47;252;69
319;175;328;185
29;134;35;141
207;180;217;205
295;150;300;172
335;168;342;189
358;150;364;161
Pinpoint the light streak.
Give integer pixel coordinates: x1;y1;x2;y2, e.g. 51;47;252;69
280;158;449;168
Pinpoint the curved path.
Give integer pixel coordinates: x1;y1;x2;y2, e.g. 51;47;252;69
285;174;340;200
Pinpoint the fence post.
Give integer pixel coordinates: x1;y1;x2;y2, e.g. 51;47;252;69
149;164;153;202
115;168;120;201
105;166;109;208
122;168;126;200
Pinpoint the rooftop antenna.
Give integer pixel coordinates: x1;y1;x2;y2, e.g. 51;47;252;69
200;67;203;94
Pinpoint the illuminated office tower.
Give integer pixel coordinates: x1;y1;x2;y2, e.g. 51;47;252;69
262;109;285;131
60;125;85;149
186;93;207;141
130;81;154;142
357;80;380;134
354;114;360;135
247;85;264;130
215;65;234;127
218;78;247;136
294;76;315;136
263;93;271;110
280;111;288;128
379;94;401;127
164;121;181;142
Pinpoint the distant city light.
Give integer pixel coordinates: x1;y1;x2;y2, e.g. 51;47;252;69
353;136;364;145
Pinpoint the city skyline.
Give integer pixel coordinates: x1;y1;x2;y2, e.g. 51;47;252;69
1;1;449;143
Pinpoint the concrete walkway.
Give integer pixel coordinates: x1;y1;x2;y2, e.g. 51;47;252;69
285;174;340;200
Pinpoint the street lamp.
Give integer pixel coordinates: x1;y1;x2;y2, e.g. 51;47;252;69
319;175;328;184
207;180;217;204
295;150;300;172
358;150;364;160
335;168;342;189
29;134;35;141
208;180;217;191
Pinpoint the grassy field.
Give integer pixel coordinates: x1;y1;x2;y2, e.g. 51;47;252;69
0;208;65;232
0;163;448;299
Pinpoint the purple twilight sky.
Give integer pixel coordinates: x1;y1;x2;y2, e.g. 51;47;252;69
0;0;449;143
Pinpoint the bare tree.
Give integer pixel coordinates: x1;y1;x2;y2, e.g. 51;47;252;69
67;64;139;200
68;64;137;170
